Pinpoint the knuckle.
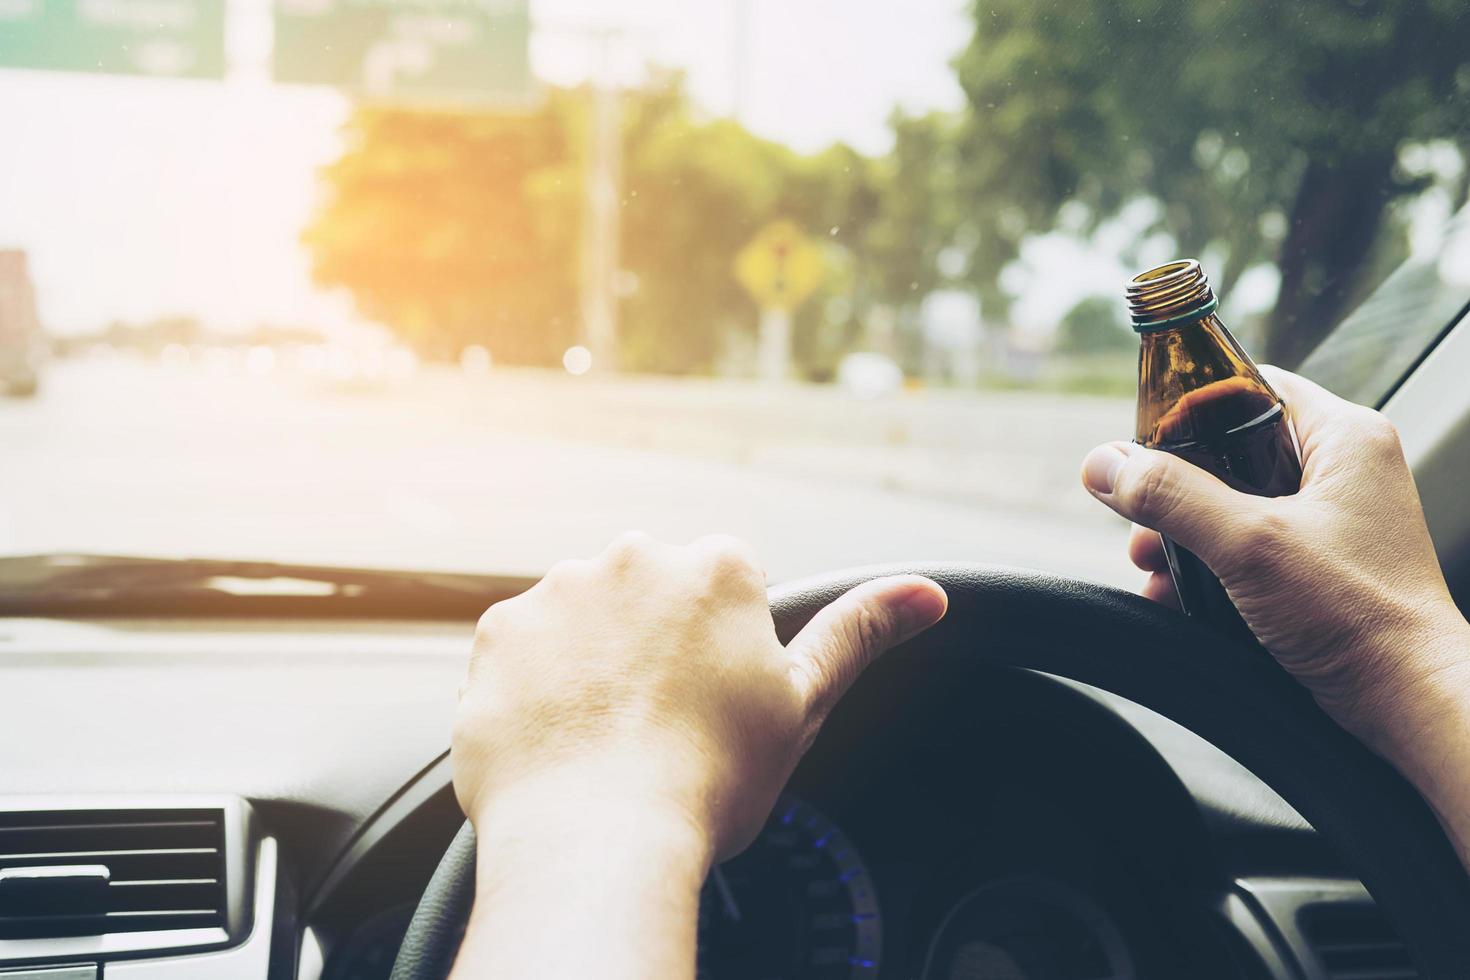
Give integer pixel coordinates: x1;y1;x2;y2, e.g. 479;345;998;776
475;599;510;637
792;653;836;714
848;597;896;656
543;557;592;585
1356;409;1404;457
606;530;654;560
698;535;760;580
1124;457;1183;527
709;553;759;591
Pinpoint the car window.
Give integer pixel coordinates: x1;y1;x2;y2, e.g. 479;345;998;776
1298;203;1470;407
0;1;1466;590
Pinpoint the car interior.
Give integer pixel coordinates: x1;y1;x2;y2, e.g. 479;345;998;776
2;277;1469;980
4;3;1470;979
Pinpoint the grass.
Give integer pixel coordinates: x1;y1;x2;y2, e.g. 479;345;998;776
973;352;1138;398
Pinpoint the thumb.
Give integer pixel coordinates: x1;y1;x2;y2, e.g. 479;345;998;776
786;576;947;723
1081;441;1263;565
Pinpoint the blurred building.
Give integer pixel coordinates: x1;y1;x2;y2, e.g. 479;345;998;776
0;250;42;396
919;290;984;385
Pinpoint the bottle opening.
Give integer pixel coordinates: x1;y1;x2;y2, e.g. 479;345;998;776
1126;258;1218;332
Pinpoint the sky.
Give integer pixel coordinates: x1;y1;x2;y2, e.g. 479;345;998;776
0;0;975;336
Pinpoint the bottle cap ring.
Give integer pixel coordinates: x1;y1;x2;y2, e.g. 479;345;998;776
1132;296;1219;332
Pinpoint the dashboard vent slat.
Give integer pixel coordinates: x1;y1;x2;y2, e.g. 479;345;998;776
0;808;226;940
1300;903;1418;980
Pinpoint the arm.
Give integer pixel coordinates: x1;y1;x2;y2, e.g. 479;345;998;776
448;533;947;980
451;776;710;980
1081;367;1470;865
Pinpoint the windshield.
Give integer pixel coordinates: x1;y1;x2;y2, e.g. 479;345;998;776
1;1;1467;589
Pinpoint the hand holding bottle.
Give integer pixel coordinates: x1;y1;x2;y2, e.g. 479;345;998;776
1127;260;1304;639
1082;367;1470;863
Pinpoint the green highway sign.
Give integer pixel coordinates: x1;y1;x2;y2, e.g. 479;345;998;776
0;0;225;79
273;0;533;108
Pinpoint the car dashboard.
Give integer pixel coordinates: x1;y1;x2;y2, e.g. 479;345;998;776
0;613;1413;980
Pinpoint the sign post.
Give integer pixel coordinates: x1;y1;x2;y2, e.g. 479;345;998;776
734;220;826;382
0;0;226;79
578;30;622;372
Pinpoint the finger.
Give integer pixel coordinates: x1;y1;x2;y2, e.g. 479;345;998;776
1081;441;1266;568
1141;570;1181;610
786;576;947;721
1258;365;1362;450
1127;524;1169;572
1258;365;1348;424
1259;366;1411;498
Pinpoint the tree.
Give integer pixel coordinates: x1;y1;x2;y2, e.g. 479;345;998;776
303;94;583;364
1056;296;1132;355
861;112;965;371
305;76;834;373
302;72;966;377
953;0;1470;366
617;74;796;373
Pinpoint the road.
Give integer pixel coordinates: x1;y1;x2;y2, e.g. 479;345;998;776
0;358;1140;589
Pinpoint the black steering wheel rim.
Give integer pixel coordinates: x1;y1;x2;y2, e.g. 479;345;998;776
390;563;1470;979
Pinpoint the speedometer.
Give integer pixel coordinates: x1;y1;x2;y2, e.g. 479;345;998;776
697;793;881;980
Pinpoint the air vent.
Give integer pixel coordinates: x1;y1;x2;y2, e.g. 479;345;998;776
0;808;226;940
1300;903;1417;980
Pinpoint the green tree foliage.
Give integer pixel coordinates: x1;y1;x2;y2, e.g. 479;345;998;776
303;93;583;363
1056;295;1132;355
617;77;793;373
304;73;954;375
862;112;964;371
953;0;1470;365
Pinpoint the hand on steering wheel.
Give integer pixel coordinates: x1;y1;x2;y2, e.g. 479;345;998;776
401;367;1470;980
445;533;946;979
396;564;1470;980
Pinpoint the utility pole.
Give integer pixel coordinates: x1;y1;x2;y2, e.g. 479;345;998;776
580;28;622;372
533;20;629;373
731;0;751;122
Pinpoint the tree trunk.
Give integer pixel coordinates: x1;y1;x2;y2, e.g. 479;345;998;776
1264;152;1397;368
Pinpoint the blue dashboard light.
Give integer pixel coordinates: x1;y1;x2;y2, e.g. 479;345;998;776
699;792;881;979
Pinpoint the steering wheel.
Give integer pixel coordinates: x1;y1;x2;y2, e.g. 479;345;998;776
389;563;1470;979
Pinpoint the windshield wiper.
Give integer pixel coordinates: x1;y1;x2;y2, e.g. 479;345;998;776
0;554;531;618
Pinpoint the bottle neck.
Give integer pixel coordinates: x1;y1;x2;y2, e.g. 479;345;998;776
1138;311;1262;377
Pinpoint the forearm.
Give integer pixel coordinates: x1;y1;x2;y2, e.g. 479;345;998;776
449;781;713;980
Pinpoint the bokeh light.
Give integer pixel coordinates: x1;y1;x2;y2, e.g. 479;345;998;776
562;346;592;376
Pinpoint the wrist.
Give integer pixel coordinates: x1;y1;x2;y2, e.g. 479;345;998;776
454;764;717;980
468;764;716;878
1353;612;1470;809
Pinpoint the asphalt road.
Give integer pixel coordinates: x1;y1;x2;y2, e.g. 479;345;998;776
0;358;1140;589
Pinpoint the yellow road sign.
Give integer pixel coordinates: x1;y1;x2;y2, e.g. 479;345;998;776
734;220;826;312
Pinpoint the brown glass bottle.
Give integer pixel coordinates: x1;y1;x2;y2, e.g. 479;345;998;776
1127;260;1303;643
